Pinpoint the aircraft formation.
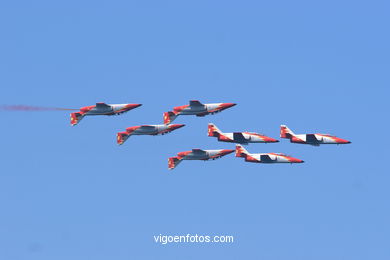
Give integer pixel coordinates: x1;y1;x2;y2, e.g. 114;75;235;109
70;100;351;170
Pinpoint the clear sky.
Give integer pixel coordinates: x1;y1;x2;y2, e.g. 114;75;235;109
0;0;389;259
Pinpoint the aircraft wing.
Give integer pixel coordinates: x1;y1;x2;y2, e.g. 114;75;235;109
233;132;247;143
306;134;319;143
189;100;204;107
192;149;207;154
96;102;111;108
260;154;275;162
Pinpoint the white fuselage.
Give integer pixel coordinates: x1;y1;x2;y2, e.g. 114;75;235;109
248;153;294;163
131;125;172;135
178;103;222;115
86;104;130;115
293;134;346;144
182;150;222;160
222;132;268;143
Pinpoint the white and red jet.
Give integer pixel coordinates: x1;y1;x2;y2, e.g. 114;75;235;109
117;124;185;145
70;102;142;126
168;148;234;170
280;125;351;146
235;145;304;164
163;100;236;124
208;123;279;144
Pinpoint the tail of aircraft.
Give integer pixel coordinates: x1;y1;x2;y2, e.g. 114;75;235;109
235;144;249;158
163;111;178;124
168;156;182;170
280;125;295;139
117;132;130;145
70;112;85;126
208;123;222;137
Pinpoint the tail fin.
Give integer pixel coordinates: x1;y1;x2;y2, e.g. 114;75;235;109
208;123;222;137
117;132;130;145
168;156;182;170
235;144;249;158
70;112;85;126
280;125;295;139
163;111;178;124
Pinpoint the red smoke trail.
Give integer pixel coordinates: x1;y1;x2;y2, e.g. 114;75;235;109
0;105;78;111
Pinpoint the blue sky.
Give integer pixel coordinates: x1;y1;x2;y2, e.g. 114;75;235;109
0;0;389;259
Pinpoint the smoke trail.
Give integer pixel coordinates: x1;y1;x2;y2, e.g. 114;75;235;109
0;105;78;111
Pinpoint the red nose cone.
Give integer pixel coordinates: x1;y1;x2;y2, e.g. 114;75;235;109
126;104;142;110
171;124;185;130
222;103;236;109
290;157;304;163
266;137;279;143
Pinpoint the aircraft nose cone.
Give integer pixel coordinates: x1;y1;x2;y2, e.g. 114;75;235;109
129;103;142;109
172;124;185;129
264;136;279;143
223;103;236;108
290;157;304;163
338;138;351;144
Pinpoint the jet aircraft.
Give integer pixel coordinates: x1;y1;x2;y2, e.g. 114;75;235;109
208;123;279;144
117;124;185;145
280;125;351;146
235;144;304;164
70;102;142;126
163;100;236;124
168;148;234;169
